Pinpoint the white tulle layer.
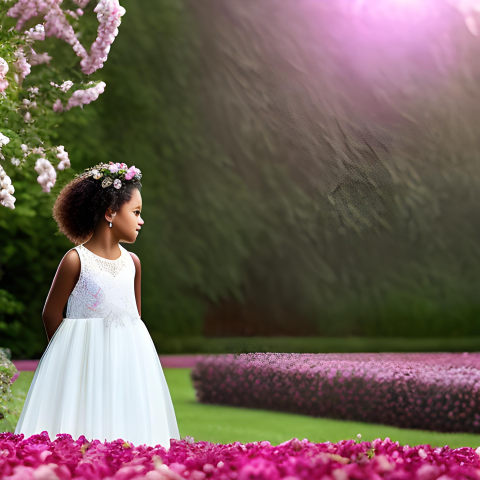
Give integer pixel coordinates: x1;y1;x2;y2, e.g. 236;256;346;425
15;316;180;449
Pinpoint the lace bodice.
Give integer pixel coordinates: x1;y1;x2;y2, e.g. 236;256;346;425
66;243;140;327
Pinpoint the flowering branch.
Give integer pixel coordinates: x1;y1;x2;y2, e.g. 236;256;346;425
0;0;126;209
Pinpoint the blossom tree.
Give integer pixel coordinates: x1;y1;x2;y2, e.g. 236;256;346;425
0;0;125;209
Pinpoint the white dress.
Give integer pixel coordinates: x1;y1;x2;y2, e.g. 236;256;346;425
15;243;180;449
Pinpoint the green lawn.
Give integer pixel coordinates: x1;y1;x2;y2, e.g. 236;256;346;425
9;369;480;448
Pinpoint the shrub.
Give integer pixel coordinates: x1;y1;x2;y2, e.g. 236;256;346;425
0;347;20;431
192;352;480;433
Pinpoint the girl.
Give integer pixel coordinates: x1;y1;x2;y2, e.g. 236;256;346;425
14;162;180;449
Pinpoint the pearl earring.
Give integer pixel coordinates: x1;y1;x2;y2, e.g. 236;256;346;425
109;221;112;228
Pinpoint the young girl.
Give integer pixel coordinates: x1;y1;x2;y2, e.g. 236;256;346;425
14;162;180;449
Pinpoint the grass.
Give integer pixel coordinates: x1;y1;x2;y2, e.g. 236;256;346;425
9;369;480;448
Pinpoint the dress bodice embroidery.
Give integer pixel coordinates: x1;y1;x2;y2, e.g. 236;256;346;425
65;243;140;327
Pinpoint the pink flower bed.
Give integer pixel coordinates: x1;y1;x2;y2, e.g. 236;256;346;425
191;353;480;433
2;431;480;480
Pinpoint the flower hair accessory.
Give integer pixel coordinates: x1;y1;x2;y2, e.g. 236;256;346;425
76;162;142;189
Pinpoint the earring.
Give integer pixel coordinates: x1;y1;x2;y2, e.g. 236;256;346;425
109;221;112;228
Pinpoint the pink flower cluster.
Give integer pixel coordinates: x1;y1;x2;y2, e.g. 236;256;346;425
7;0;125;76
0;57;9;93
56;145;70;170
34;157;57;192
2;432;480;480
80;0;126;75
125;165;141;180
29;48;52;66
192;353;480;434
25;24;45;41
65;82;106;111
105;162;140;180
14;48;31;79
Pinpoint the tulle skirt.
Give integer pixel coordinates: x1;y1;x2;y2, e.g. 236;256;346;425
14;316;180;449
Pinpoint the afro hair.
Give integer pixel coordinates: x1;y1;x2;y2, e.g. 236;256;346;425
53;174;142;244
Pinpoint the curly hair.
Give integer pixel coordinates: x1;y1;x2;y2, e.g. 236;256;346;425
53;175;142;244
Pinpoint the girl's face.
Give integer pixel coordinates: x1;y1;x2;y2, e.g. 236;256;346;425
114;188;144;243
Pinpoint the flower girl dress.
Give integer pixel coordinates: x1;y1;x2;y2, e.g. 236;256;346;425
15;243;180;449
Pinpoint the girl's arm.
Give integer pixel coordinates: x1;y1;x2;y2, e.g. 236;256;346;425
42;250;81;342
129;252;141;317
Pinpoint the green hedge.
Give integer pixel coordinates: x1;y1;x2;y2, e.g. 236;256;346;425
0;347;21;431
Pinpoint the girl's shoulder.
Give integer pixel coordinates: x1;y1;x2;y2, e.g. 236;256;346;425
57;247;81;276
121;246;141;272
63;246;81;262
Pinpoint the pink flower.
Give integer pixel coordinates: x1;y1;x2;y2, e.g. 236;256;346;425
109;164;119;173
25;24;45;41
0;78;9;93
56;146;70;170
0;57;9;77
35;158;56;193
29;50;52;66
52;99;63;112
14;48;31;79
125;165;139;180
65;82;106;110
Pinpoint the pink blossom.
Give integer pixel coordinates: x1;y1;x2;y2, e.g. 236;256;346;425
72;0;89;7
56;146;70;170
0;165;16;209
125;165;140;180
0;57;9;92
25;24;45;41
109;163;119;173
34;158;56;192
79;0;126;74
6;0;47;31
29;49;52;66
64;9;79;19
125;167;136;180
65;82;106;110
0;191;16;209
8;0;125;76
59;80;73;92
0;57;9;77
44;3;87;60
0;133;9;148
14;48;31;79
52;99;63;112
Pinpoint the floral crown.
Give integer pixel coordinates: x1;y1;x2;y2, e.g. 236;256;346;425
76;162;142;189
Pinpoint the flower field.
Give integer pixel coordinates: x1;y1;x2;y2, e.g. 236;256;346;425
191;353;480;433
3;431;480;480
